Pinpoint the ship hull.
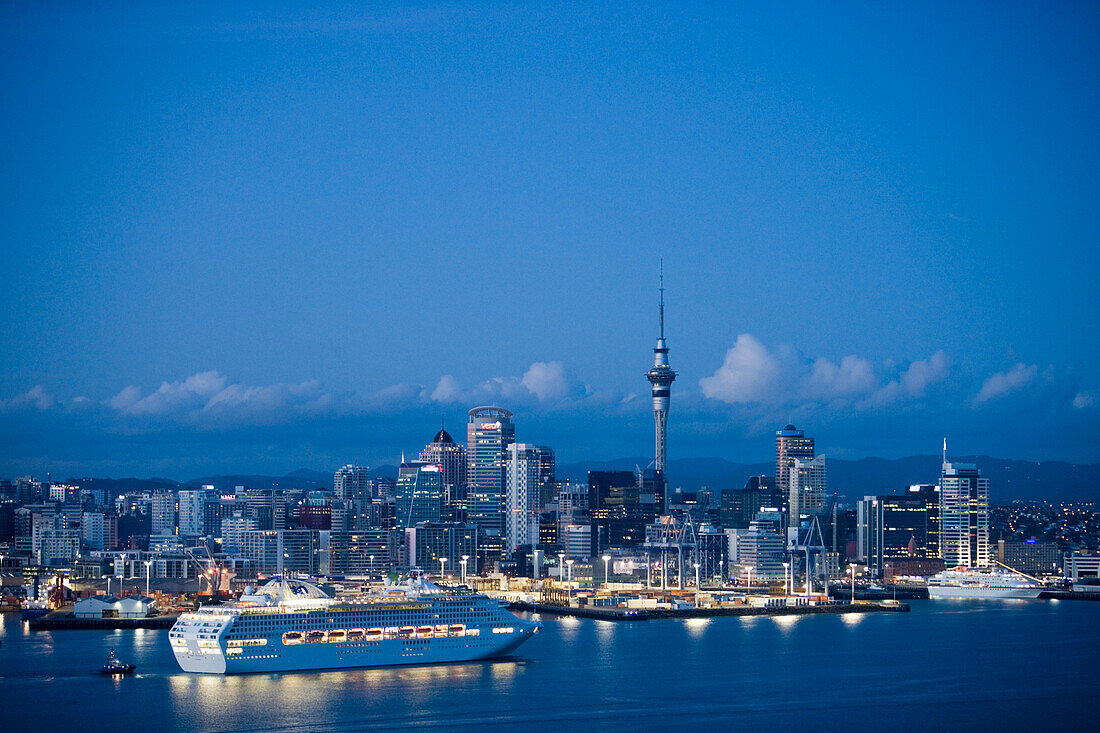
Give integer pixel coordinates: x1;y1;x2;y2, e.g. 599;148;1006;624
928;586;1042;600
173;627;537;674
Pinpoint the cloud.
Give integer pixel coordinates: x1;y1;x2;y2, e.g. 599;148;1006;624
1073;391;1094;409
522;361;572;402
699;334;782;403
112;371;228;415
430;375;462;402
973;363;1038;405
0;385;56;411
700;335;949;411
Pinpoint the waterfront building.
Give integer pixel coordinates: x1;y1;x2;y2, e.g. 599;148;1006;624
321;529;398;576
466;406;515;543
81;511;118;552
588;470;647;556
34;527;81;565
940;453;990;568
405;521;478;575
788;456;827;523
775;424;815;508
245;488;286;532
505;444;554;552
177;489;208;536
1065;552;1100;581
150;491;177;536
395;462;444;530
645;267;677;474
734;520;786;580
998;540;1061;577
857;484;939;577
241;529;318;575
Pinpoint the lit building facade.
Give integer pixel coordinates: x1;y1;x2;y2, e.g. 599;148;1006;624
395;462;443;530
775;424;815;509
466;406;515;541
505;443;554;552
939;460;990;568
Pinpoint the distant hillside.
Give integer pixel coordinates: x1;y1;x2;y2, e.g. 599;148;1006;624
560;455;1100;504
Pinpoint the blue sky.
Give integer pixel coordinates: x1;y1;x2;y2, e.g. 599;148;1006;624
1;2;1097;478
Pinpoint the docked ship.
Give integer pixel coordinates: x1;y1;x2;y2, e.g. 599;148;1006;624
169;573;539;674
927;566;1043;600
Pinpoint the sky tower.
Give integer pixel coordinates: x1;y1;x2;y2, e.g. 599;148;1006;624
646;264;677;473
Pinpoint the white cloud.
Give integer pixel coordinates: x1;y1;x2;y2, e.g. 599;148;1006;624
974;363;1037;405
430;375;462;403
114;371;228;415
699;334;782;403
866;351;950;406
1073;391;1094;409
0;385;55;411
804;355;877;401
522;361;571;402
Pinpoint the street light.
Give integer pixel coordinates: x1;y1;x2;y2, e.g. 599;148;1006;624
439;557;448;579
104;574;111;597
782;562;790;596
369;555;374;581
745;565;755;596
645;552;650;589
557;553;564;584
849;564;857;604
460;555;469;585
532;548;541;580
144;560;153;597
693;562;701;608
602;554;611;588
566;559;574;584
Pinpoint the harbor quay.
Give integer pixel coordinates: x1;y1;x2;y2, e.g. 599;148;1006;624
510;599;907;620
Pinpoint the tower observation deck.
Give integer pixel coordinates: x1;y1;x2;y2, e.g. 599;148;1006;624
646;265;677;473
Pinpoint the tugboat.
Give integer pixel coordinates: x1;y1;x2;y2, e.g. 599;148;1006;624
95;651;136;676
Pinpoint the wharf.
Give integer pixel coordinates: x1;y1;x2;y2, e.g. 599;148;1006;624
509;600;908;620
1039;590;1100;601
28;613;178;630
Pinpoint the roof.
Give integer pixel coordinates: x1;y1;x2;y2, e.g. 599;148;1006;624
431;428;454;444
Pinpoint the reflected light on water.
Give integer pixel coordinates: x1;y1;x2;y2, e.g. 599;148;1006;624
685;618;710;638
773;615;800;633
841;613;864;627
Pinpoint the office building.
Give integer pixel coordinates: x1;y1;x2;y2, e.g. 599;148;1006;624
241;529;318;575
788;456;827;522
405;522;478;575
322;529;398;576
177;489;208;536
999;540;1060;577
150;491;176;536
395;461;444;530
505;443;554;553
245;488;286;532
776;424;815;507
81;512;118;552
858;485;939;577
588;470;647;556
939;454;990;568
466;406;515;541
419;428;468;517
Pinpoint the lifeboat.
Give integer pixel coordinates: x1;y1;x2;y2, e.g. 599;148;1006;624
416;625;434;638
328;630;346;643
282;631;304;645
366;628;383;640
397;626;415;639
448;624;466;637
347;629;366;641
305;630;327;644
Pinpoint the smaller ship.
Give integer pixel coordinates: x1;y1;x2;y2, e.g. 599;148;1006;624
20;599;49;621
927;565;1043;600
95;651;136;676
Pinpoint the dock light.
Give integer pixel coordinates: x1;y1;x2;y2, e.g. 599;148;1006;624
439;557;448;578
460;555;469;585
566;559;574;583
602;555;611;588
693;563;701;608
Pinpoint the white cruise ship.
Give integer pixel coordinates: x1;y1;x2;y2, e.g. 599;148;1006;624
169;573;539;674
927;566;1043;600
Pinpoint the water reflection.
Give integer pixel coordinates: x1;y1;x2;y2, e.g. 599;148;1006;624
841;613;864;627
685;618;710;638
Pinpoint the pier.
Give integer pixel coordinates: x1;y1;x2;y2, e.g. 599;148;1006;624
28;613;178;630
509;600;908;620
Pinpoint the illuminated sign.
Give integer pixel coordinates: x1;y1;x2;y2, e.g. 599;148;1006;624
420;465;441;473
480;421;501;430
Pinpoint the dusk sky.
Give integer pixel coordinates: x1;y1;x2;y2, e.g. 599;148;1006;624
1;3;1097;478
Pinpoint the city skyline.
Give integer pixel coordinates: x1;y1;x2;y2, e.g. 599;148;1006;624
1;4;1098;476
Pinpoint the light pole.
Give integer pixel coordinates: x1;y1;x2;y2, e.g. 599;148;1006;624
557;553;564;584
782;562;790;596
566;559;574;584
460;555;469;585
849;564;856;604
602;554;611;588
144;560;153;597
745;565;755;596
693;562;700;608
645;552;650;589
369;555;374;581
105;574;111;597
532;549;541;580
439;557;448;579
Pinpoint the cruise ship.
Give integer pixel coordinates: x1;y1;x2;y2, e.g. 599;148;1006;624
169;573;539;674
927;566;1043;600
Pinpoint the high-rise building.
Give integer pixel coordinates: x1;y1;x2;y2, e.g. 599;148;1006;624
241;529;318;575
505;444;554;552
405;522;478;575
177;489;208;537
788;456;827;523
150;491;176;536
245;488;286;532
297;492;333;530
419;428;467;518
939;449;990;568
466;406;515;541
219;513;256;554
858;484;939;577
395;462;443;530
645;267;677;474
81;512;118;552
775;424;815;506
334;464;370;503
322;529;398;576
588;470;646;556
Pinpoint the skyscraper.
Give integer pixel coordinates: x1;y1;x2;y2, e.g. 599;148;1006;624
939;445;990;568
788;456;827;522
505;443;554;552
646;266;676;474
775;424;815;506
395;461;443;530
334;464;370;530
419;427;467;519
466;406;515;541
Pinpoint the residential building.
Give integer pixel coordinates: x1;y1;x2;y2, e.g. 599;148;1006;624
940;458;990;568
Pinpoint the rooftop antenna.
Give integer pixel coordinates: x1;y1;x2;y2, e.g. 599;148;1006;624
658;257;665;340
942;438;947;464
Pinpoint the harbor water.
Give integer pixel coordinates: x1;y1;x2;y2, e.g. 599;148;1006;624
1;599;1095;731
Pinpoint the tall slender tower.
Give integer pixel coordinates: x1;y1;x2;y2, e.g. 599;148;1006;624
646;264;677;473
